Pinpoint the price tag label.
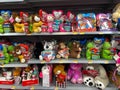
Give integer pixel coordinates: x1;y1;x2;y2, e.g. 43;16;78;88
40;60;46;64
80;32;85;35
11;85;16;89
1;64;5;67
26;33;32;36
59;60;64;63
73;60;78;63
30;86;35;90
88;60;93;64
104;60;109;64
99;32;104;34
73;32;78;35
55;87;58;90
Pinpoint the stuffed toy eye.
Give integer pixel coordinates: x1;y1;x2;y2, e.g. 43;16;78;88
86;66;94;70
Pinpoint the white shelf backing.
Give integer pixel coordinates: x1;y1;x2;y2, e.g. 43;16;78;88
0;31;119;36
28;58;116;64
0;62;28;67
0;83;117;90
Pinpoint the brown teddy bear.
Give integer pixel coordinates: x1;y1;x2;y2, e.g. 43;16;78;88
70;41;82;58
53;65;66;84
13;67;21;76
24;66;32;72
56;42;69;59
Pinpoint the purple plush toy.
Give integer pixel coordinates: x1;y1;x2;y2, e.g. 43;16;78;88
67;63;83;84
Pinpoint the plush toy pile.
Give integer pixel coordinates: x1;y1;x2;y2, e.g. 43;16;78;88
0;8;119;34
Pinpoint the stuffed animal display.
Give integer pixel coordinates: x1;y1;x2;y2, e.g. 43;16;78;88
67;63;83;84
56;42;69;59
82;64;109;90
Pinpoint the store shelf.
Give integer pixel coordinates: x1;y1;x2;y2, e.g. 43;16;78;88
0;31;119;36
0;33;26;36
0;62;28;67
28;58;116;64
0;83;117;90
30;31;120;36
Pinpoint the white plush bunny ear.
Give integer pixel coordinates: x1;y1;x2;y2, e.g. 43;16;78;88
52;10;63;19
111;40;119;48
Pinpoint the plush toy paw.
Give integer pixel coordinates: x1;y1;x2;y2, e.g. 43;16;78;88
83;76;95;87
20;58;25;63
71;78;77;84
39;55;43;60
95;80;105;90
64;56;69;59
56;54;61;58
67;76;71;80
77;78;83;84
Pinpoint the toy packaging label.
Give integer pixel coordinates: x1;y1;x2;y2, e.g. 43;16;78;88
77;13;96;32
0;80;14;85
82;70;99;78
96;13;117;31
22;79;39;86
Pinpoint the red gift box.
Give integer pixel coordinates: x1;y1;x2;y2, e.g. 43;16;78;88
0;80;14;85
22;79;39;86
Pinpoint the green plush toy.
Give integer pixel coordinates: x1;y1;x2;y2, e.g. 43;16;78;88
2;45;10;64
86;42;100;60
8;45;15;62
101;41;113;60
86;42;94;60
0;16;4;33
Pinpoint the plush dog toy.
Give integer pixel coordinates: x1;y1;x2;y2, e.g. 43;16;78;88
67;63;83;84
56;42;69;59
82;64;109;90
39;41;56;62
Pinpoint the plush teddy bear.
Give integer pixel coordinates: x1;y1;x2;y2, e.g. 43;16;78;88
53;65;66;84
67;63;83;84
82;64;109;90
69;41;81;58
13;67;21;76
39;41;56;62
56;42;69;59
14;45;26;63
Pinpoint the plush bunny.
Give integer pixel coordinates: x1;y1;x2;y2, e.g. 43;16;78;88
67;63;83;84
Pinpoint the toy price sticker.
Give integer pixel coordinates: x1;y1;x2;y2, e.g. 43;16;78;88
59;60;64;63
40;60;46;64
88;60;93;64
99;32;104;35
0;64;5;67
54;87;58;90
73;32;78;35
26;33;32;36
11;85;16;89
79;32;85;35
30;86;35;90
73;60;79;63
104;60;109;64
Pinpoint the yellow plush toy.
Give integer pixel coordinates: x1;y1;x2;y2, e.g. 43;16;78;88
13;12;24;33
112;3;120;23
32;15;43;33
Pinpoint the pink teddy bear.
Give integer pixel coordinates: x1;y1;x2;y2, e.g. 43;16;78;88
114;52;120;65
67;63;83;84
